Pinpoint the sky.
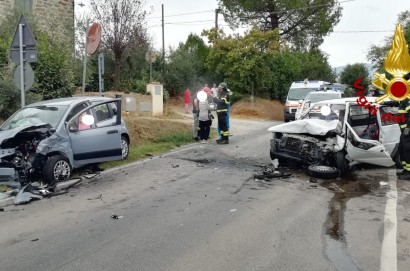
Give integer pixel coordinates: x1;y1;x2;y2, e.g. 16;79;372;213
77;0;409;68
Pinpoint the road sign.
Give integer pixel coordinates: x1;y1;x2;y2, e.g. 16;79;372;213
14;63;34;91
10;15;37;63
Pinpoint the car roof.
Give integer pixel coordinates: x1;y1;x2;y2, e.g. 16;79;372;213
26;96;116;107
315;96;377;105
307;91;340;95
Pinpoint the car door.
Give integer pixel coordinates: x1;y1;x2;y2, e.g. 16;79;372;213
67;100;122;168
345;122;395;167
377;105;401;155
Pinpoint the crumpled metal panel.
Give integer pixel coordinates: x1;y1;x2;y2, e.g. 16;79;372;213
268;119;341;136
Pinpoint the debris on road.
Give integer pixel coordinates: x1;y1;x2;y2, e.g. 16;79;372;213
172;164;180;168
88;194;103;201
111;215;124;219
254;164;292;181
31;238;39;242
309;178;318;183
379;181;388;186
230;209;237;212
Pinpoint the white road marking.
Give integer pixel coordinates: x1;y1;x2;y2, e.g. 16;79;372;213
380;169;398;271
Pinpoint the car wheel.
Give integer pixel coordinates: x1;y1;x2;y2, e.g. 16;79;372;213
307;165;340;179
43;155;71;187
121;136;129;159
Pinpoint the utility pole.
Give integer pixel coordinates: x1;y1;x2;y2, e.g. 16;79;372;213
215;8;219;29
162;4;165;64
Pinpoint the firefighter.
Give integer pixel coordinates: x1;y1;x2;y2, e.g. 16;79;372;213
213;82;230;144
397;99;410;179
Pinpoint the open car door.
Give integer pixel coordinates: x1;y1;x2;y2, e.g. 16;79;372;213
67;99;122;168
378;106;401;155
345;122;394;167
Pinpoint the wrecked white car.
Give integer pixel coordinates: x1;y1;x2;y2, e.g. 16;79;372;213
269;97;401;177
0;97;130;190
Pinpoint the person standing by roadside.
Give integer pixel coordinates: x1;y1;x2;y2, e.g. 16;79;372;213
213;82;230;144
184;88;191;114
203;84;211;96
192;89;200;141
211;83;218;97
198;91;212;143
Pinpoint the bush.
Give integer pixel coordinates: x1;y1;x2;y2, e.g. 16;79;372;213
0;80;19;119
229;91;245;106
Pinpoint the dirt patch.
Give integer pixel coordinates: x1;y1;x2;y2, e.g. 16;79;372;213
230;98;284;121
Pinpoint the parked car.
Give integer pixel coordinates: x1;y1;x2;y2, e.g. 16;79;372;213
0;97;130;187
295;91;342;120
269;97;401;177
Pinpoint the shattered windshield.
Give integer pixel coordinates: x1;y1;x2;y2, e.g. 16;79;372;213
301;103;346;121
0;105;68;130
287;88;316;100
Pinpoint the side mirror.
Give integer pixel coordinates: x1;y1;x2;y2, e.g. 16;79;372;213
68;122;78;132
304;101;311;109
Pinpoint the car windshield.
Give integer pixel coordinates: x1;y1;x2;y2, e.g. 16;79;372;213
287;88;316;100
0;105;68;130
305;92;340;102
301;103;346;121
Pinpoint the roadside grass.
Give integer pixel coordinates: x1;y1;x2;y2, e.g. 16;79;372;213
99;115;195;170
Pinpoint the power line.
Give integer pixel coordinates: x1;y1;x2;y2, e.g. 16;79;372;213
166;19;214;25
334;30;395;33
147;9;214;20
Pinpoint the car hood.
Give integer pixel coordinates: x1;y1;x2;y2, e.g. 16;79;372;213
0;124;52;147
268;119;342;136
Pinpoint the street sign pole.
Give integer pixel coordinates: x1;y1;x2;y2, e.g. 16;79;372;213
98;53;105;96
18;23;25;107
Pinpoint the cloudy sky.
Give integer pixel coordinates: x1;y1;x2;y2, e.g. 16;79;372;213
78;0;409;68
146;0;408;68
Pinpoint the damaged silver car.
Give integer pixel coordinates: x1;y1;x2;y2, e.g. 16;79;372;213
269;97;401;177
0;97;130;189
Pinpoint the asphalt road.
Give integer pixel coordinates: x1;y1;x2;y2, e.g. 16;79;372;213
0;118;410;271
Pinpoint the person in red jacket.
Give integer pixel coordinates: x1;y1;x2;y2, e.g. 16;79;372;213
184;88;191;114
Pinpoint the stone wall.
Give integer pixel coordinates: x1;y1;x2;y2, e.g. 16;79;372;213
0;0;74;39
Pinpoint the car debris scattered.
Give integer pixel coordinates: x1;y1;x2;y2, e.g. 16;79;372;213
254;164;292;181
111;215;123;219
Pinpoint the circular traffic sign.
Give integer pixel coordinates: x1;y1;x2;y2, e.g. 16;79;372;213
14;63;34;91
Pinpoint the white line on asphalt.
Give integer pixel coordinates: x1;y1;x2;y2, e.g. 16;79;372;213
380;169;397;271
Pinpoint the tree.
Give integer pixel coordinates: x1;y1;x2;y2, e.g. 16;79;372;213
339;63;370;89
90;0;149;90
218;0;342;50
295;49;336;82
367;10;410;74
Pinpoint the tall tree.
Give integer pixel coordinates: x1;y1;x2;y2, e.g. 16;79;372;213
218;0;342;50
367;10;410;75
90;0;149;90
340;63;370;88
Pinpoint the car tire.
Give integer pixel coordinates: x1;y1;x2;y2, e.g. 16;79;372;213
121;136;129;160
43;155;71;187
307;165;340;179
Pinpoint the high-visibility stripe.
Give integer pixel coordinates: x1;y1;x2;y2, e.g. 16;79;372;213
217;109;228;112
398;110;406;113
221;98;230;105
406;105;410;111
400;124;407;128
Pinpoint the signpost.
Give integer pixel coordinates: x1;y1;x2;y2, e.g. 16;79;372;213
98;53;105;96
10;15;37;107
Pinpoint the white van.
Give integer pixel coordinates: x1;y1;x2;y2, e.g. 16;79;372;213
283;80;328;122
295;91;342;120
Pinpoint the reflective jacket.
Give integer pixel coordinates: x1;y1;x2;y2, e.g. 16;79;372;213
398;99;410;130
213;91;230;113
